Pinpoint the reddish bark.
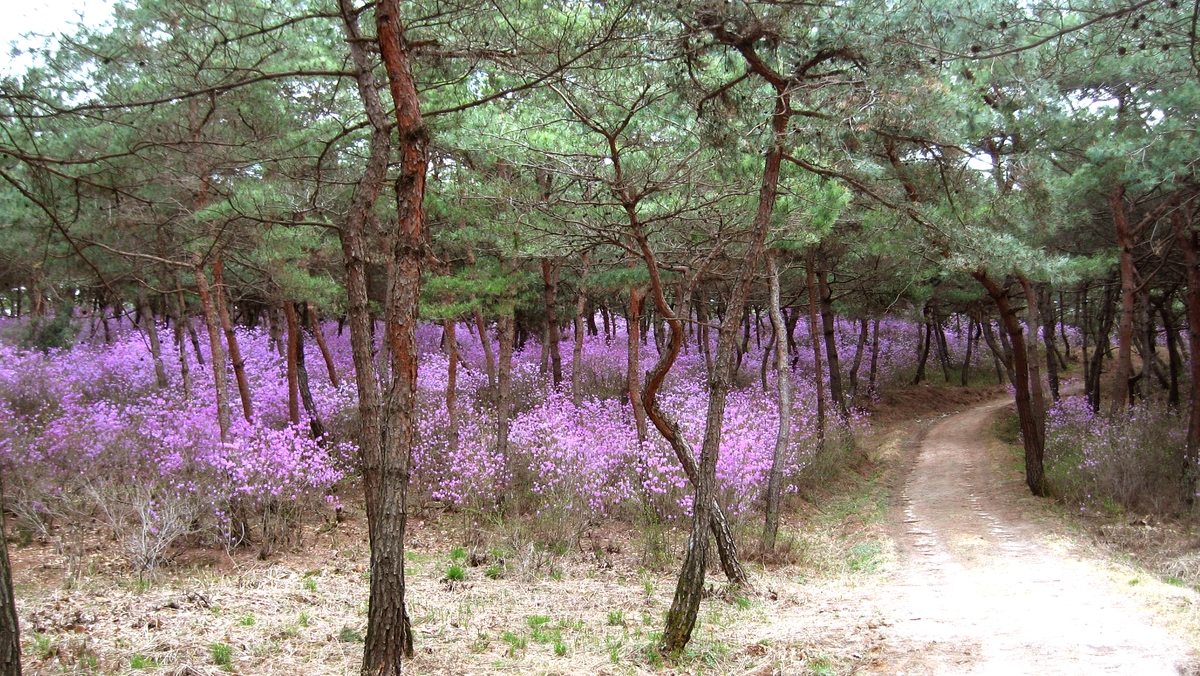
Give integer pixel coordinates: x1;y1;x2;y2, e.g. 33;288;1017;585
284;302;301;426
974;271;1047;496
307;302;339;387
542;258;563;386
212;258;253;422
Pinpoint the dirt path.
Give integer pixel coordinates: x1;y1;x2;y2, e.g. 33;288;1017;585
871;397;1197;675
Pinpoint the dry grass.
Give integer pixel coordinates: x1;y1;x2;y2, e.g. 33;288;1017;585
8;388;990;676
9;473;896;676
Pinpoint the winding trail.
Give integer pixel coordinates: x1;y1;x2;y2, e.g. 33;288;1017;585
874;397;1196;675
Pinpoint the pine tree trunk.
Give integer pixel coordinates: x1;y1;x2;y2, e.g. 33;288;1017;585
0;476;21;676
542;258;563;387
848;317;868;403
444;319;459;454
295;312;325;440
960;318;976;386
339;2;418;671
572;292;586;406
1110;185;1136;413
307;302;339;387
1159;299;1182;408
627;287;649;445
285;303;326;439
571;255;591;404
171;288;193;399
473;309;496;389
805;252;826;447
817;258;845;416
935;309;952;383
912;317;932;386
193;262;232;441
285;303;301;426
1171;191;1200;484
662;89;781;647
761;252;791;552
187;314;205;366
976;272;1046;497
138;288;170;389
1039;286;1061;402
212;257;253;422
868;318;880;395
1018;276;1047;449
497;309;515;473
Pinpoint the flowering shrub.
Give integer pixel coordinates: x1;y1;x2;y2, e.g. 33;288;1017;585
1;308;967;569
1045;396;1188;513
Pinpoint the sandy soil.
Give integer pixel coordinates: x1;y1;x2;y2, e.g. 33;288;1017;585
867;397;1199;675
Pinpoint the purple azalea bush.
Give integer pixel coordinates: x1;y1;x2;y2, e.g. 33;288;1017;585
0;309;980;568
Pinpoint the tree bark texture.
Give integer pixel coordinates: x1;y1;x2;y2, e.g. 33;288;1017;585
212;257;254;422
806;252;827;447
976;272;1047;497
307;302;340;387
761;252;791;552
542;258;563;387
193;262;232;441
138;287;170;389
816;256;845;417
627;287;650;445
497;309;515;471
1172;191;1200;480
444;319;460;454
661;90;785;653
339;2;418;672
848;317;868;402
285;302;301;426
0;476;21;676
1110;185;1137;413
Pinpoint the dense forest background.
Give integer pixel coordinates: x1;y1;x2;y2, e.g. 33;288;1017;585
1;0;1199;673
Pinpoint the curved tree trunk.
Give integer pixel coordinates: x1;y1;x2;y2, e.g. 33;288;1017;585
848;317;868;403
975;271;1047;497
661;90;785;653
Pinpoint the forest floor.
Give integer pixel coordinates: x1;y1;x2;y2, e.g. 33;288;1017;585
9;384;1200;675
